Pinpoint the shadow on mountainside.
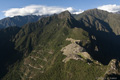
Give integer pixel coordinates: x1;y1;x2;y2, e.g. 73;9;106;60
0;41;22;79
78;18;120;65
0;27;22;79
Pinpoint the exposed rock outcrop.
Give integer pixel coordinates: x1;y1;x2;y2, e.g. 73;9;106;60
103;59;120;80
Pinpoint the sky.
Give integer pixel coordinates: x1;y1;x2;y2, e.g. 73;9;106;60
0;0;120;19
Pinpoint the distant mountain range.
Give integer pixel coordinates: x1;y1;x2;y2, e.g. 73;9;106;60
0;10;120;29
1;9;120;80
0;15;48;28
116;11;120;14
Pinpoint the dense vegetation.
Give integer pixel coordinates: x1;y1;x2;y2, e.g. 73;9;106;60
1;9;120;80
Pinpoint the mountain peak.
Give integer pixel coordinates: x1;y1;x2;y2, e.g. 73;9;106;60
84;8;110;16
84;8;108;14
74;8;109;21
58;10;72;19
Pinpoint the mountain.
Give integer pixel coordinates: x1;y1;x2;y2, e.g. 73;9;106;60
74;9;120;64
0;15;46;28
116;11;120;14
1;10;120;80
74;9;120;35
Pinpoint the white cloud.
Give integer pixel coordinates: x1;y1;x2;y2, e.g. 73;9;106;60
97;4;120;13
3;5;84;17
72;9;84;14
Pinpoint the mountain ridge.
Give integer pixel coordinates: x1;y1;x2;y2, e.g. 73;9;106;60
0;15;47;28
1;10;120;80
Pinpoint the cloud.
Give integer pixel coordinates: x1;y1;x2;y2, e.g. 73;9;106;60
72;9;84;14
3;5;84;17
97;4;120;13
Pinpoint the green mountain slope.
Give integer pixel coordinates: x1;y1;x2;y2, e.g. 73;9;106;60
1;11;107;80
74;9;120;35
1;10;120;80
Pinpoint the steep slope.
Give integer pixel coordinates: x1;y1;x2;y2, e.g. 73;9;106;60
0;15;45;28
0;27;21;79
75;9;120;35
2;11;106;80
74;9;120;65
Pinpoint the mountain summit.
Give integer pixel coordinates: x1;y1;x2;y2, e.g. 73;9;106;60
58;11;72;19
